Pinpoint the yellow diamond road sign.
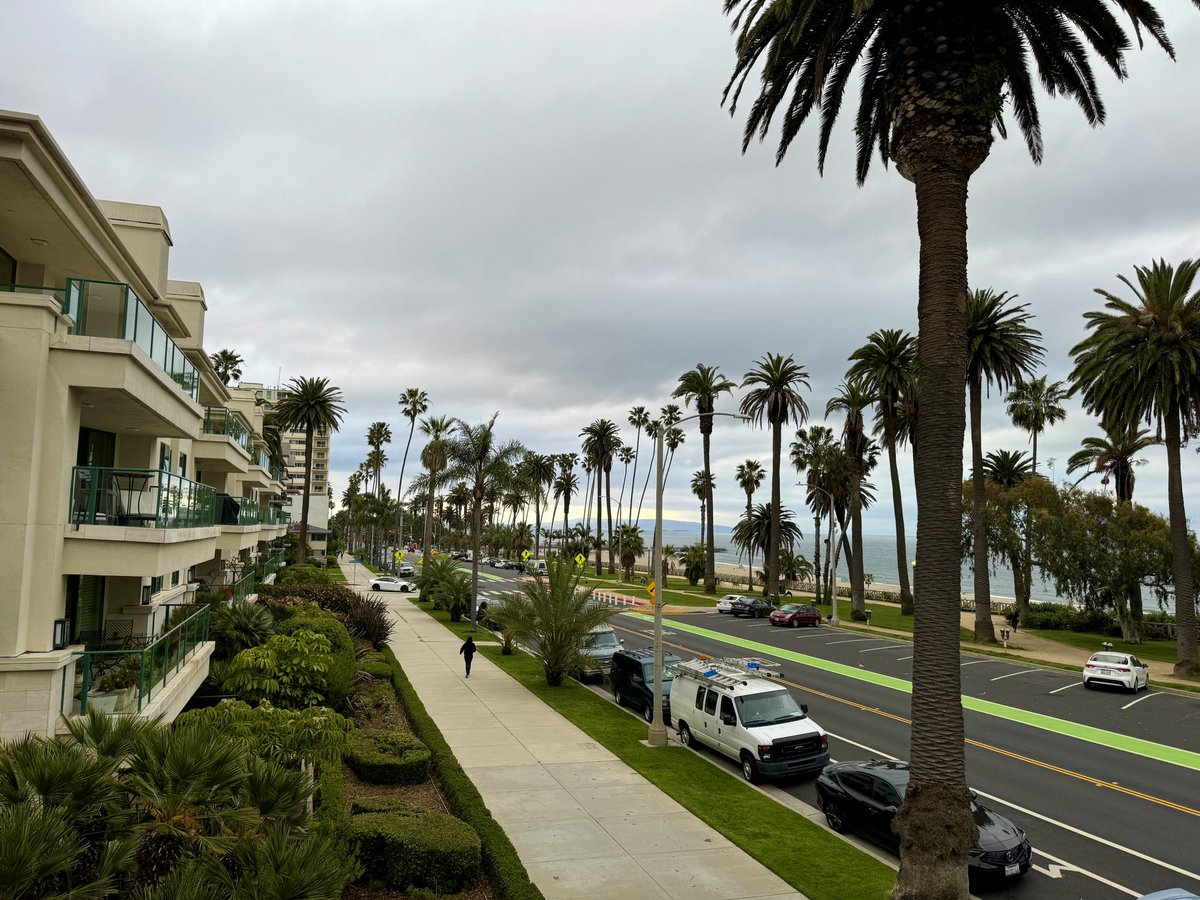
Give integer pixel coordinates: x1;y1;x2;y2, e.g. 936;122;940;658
521;549;531;561
647;581;656;599
574;553;586;570
393;551;404;561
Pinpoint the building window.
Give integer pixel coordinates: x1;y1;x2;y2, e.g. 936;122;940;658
158;444;171;472
151;575;164;595
179;452;188;477
0;244;15;287
171;570;180;587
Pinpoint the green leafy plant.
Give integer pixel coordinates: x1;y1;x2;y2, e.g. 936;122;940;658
344;730;431;785
177;700;349;769
95;657;141;694
341;594;393;648
222;630;332;708
273;607;355;708
211;600;275;658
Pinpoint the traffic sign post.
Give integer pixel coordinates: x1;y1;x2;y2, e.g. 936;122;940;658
574;553;586;571
647;581;656;600
521;549;531;561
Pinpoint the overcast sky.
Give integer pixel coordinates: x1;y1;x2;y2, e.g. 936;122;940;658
6;1;1200;536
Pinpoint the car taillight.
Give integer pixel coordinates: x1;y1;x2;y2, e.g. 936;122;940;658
1116;667;1130;672
1085;663;1096;669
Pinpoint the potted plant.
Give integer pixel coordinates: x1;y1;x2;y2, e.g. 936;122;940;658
90;659;141;714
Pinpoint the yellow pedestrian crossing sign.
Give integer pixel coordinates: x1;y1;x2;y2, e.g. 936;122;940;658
393;550;404;561
574;553;586;570
647;581;656;599
521;549;531;561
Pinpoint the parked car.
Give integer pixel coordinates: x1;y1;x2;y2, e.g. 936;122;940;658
493;558;510;569
716;594;746;614
671;657;829;782
730;597;776;618
1138;891;1200;899
816;760;1031;883
577;624;623;680
369;576;414;593
396;563;415;577
611;648;682;724
450;550;467;560
1083;651;1149;692
770;603;822;628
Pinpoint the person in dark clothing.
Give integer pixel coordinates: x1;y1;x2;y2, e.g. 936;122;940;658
1008;609;1020;631
459;636;476;678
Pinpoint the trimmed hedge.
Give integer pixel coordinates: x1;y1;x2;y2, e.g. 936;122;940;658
258;582;359;614
360;660;393;679
345;729;431;785
275;606;356;708
348;679;396;722
349;795;412;816
383;647;544;900
346;808;481;893
314;758;346;825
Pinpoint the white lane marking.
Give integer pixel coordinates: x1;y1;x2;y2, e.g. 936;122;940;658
826;638;879;646
1031;849;1138;897
897;655;912;661
859;645;909;653
825;729;1200;889
990;668;1044;682
960;659;992;667
1122;692;1161;711
1049;682;1082;695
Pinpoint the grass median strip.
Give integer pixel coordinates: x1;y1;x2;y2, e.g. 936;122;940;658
405;598;895;900
634;613;1200;772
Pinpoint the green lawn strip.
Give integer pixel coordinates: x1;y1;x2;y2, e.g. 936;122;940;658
477;645;895;900
406;596;502;642
382;646;545;900
632;614;1200;772
1031;628;1180;664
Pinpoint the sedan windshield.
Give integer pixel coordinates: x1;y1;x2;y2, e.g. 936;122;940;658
736;690;806;727
582;631;619;650
778;604;802;612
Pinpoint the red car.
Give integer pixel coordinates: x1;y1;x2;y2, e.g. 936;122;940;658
769;603;822;628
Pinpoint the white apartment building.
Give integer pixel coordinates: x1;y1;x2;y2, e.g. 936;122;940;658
0;110;289;742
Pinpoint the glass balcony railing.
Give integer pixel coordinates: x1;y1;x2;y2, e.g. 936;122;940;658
1;283;67;302
254;448;271;470
270;463;286;483
71;466;216;528
231;570;255;603
72;605;211;716
63;278;199;401
202;407;250;451
262;506;288;526
237;497;261;526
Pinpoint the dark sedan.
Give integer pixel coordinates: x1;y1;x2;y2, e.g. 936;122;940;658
769;603;822;627
816;760;1032;883
730;597;775;618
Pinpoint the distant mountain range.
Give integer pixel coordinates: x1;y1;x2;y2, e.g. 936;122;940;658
563;518;730;534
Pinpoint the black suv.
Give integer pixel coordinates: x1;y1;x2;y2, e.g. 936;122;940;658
816;760;1032;883
611;648;681;724
730;597;776;618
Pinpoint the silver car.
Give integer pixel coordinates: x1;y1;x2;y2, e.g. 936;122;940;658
369;576;414;593
716;594;747;614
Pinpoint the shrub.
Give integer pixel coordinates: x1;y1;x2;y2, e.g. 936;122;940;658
258;582;359;615
360;660;393;679
346;809;481;893
314;758;346;825
342;595;394;648
382;648;544;900
212;600;275;658
275;607;356;708
278;564;332;587
1024;602;1117;634
345;729;431;785
222;630;333;708
348;679;395;723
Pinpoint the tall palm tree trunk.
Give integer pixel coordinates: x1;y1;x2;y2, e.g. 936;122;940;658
298;424;314;565
970;377;996;642
470;498;482;632
767;423;782;603
534;487;544;558
886;418;914;615
395;422;417;567
606;467;616;574
636;457;654;526
699;499;706;548
594;465;603;577
703;432;716;594
744;490;755;586
891;165;978;900
850;490;865;616
1166;409;1199;675
629;427;642;524
422;481;436;567
813;512;822;600
562;495;570;555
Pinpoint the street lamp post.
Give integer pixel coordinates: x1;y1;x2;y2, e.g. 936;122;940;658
796;480;839;626
649;410;749;748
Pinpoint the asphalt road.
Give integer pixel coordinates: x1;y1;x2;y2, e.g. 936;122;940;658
468;566;1200;899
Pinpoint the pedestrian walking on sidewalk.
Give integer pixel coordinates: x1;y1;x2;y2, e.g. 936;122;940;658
459;636;476;678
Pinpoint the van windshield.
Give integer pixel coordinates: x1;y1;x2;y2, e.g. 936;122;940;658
641;663;674;682
582;631;620;650
736;690;806;727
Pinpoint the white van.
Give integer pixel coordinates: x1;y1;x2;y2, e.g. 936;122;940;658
670;657;829;783
529;559;548;577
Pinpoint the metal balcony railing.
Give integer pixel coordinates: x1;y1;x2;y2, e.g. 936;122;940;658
71;466;216;528
202;407;250;451
63;278;199;401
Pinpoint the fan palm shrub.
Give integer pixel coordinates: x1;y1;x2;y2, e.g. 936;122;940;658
212;601;275;659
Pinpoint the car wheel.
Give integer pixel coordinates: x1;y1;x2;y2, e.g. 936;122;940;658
824;800;850;833
1082;679;1092;689
792;619;799;628
1129;679;1139;694
678;722;693;747
402;585;411;593
643;704;654;724
371;584;380;591
740;752;760;784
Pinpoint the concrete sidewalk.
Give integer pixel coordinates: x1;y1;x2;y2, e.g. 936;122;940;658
352;573;806;898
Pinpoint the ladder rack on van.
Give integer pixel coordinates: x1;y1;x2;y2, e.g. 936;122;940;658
672;657;781;687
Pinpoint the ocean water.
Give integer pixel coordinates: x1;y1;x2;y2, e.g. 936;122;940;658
655;529;1056;602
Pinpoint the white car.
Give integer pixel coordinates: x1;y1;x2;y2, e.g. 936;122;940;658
369;576;414;593
397;563;415;577
1083;651;1149;692
716;594;746;614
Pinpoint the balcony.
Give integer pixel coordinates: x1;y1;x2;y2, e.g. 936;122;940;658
63;467;219;577
194;407;252;472
71;605;213;721
215;494;263;554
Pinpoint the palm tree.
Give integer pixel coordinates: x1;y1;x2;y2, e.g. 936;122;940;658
615;523;646;581
735;460;766;581
983;449;1033;488
444;415;524;630
1071;259;1200;676
720;3;1185;891
394;388;429;551
615;445;635;528
272;377;346;564
1066;424;1155;504
740;354;811;605
627;406;651;524
554;465;579;556
674;365;736;594
210;349;244;386
690;470;714;547
791;425;837;603
419;415;453;566
849;329;917;615
1006;375;1068;621
635;420;661;526
525;453;557;558
733;502;802;595
366;421;392;495
966;290;1043;642
581;420;621;576
827;380;879;618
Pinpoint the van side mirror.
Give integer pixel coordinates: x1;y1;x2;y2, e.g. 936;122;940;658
801;704;809;715
619;638;625;644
